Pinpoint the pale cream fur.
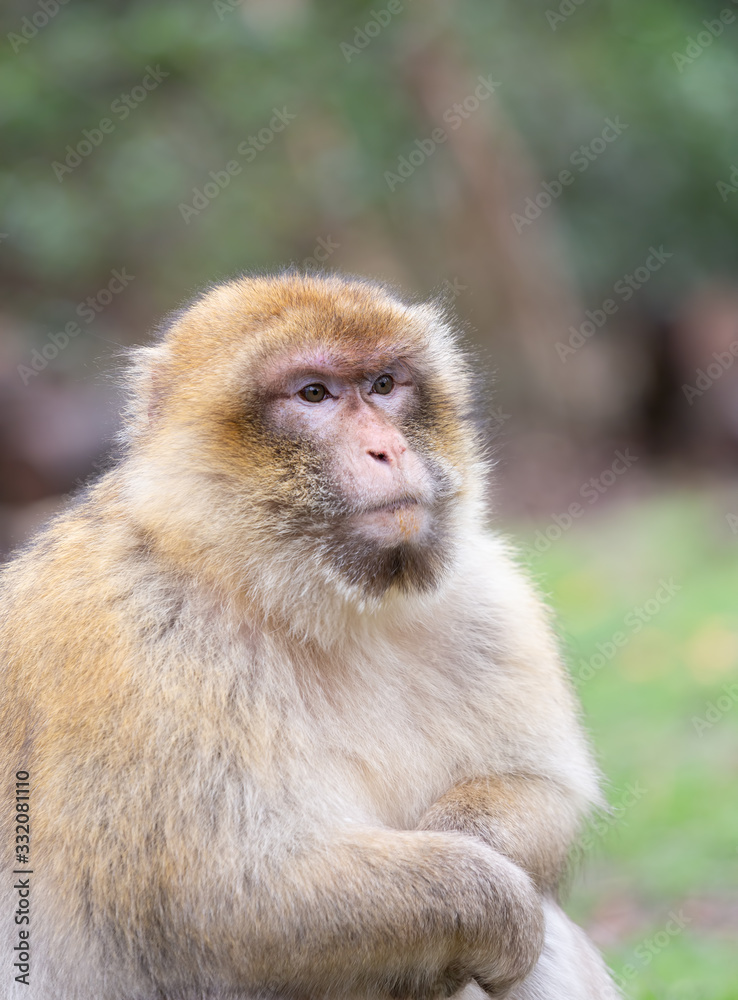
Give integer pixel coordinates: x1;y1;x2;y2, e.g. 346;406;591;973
1;272;619;999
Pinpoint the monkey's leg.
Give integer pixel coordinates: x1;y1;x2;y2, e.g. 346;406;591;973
452;900;620;1000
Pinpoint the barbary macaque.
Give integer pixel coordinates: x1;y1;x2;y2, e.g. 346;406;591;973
1;272;619;998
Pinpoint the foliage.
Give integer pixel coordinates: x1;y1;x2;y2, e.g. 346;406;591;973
2;0;738;326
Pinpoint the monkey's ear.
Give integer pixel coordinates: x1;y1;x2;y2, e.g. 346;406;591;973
147;367;167;426
119;342;172;445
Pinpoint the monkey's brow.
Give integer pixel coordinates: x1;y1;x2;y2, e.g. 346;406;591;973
265;360;410;388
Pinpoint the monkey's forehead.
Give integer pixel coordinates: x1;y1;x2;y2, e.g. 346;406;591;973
164;273;453;361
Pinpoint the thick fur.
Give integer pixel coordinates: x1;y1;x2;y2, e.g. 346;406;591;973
0;272;618;998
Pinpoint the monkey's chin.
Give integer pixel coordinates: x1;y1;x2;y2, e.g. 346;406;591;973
321;503;451;601
351;502;432;546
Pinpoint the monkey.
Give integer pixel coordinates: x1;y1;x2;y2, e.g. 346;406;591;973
0;271;620;999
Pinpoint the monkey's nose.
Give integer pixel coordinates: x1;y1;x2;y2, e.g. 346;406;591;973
366;442;406;467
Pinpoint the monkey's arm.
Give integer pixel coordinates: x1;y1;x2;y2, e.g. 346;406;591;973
417;774;582;892
418;538;605;893
232;827;544;998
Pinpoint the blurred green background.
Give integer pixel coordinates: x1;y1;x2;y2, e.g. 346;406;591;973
1;0;737;995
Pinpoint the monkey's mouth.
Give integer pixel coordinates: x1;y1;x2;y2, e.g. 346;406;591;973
363;497;420;515
350;498;431;545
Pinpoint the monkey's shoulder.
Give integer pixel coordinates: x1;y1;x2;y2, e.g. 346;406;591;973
0;497;184;702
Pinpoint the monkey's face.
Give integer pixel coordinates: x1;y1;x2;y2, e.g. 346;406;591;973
253;348;462;598
128;274;481;607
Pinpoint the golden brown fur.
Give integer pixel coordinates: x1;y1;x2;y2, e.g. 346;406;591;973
0;272;618;998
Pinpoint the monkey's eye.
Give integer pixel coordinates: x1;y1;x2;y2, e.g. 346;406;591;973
299;383;328;403
371;374;394;395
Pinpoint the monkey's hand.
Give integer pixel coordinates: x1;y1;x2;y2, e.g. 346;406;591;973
247;828;544;999
417;774;583;893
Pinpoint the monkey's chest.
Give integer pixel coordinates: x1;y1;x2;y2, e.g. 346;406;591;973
306;654;500;830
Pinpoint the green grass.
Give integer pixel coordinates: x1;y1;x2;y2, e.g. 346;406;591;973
514;487;738;998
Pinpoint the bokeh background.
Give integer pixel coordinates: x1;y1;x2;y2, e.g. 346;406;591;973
2;0;738;995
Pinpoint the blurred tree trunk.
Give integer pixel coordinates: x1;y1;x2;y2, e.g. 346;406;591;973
397;3;607;430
